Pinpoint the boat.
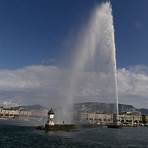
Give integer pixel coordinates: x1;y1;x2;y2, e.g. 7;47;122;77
107;123;122;128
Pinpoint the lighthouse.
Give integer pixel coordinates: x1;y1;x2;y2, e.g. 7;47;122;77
46;108;55;126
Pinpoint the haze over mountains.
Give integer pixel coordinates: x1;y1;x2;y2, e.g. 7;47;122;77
74;102;148;115
1;102;147;115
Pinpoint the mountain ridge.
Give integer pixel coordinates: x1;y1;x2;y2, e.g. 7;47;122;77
1;102;148;115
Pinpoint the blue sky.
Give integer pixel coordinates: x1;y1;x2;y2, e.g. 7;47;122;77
112;0;148;68
0;0;147;69
0;0;148;108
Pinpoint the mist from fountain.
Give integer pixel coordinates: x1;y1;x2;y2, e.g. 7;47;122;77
58;2;119;124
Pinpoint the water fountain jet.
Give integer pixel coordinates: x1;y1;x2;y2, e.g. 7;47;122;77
50;2;119;126
67;2;119;124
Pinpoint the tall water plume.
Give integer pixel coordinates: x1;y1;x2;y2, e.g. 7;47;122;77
69;2;118;119
58;2;119;123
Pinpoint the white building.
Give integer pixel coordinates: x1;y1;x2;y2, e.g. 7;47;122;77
79;112;113;125
0;107;19;118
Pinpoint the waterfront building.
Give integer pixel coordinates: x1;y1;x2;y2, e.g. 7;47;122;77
0;107;20;118
74;111;143;126
118;112;142;126
142;115;148;124
19;110;32;117
0;107;32;119
79;112;113;125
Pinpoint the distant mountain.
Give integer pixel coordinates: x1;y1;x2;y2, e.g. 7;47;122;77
19;104;47;111
137;108;148;115
2;102;148;115
8;104;47;111
74;102;147;114
118;104;136;113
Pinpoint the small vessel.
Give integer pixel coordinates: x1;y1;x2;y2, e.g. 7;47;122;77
107;123;122;128
107;114;122;128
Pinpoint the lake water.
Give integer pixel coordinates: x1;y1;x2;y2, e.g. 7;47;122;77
0;124;148;148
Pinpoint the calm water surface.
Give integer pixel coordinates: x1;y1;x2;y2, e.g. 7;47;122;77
0;124;148;148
